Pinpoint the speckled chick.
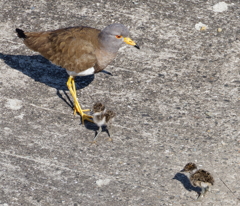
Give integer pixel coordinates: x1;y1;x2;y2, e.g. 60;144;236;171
92;103;115;141
181;163;214;199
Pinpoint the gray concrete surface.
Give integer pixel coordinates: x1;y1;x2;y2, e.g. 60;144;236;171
0;0;240;205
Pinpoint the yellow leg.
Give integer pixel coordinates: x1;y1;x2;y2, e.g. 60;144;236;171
70;77;90;113
66;76;93;124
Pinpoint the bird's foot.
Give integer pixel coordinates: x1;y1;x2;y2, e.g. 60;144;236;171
196;190;204;200
82;109;91;112
73;105;93;123
89;140;98;145
106;137;113;142
81;113;93;124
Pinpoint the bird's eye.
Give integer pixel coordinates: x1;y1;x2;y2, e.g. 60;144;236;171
115;35;122;39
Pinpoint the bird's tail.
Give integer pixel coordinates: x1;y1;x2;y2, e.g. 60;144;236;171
16;28;27;39
15;28;50;57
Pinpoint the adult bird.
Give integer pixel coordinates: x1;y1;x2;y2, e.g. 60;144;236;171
16;23;139;123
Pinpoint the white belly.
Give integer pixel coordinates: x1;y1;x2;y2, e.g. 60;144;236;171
66;67;95;76
93;113;106;127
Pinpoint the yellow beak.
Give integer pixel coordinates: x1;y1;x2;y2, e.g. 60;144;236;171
123;37;140;49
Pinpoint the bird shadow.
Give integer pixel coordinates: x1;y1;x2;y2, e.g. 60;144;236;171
173;172;201;194
84;123;111;140
0;52;95;113
0;53;94;90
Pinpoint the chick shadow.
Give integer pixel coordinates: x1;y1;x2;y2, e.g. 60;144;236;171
173;172;201;195
85;122;111;142
0;53;94;122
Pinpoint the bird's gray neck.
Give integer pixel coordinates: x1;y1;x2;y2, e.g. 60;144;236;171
95;46;118;71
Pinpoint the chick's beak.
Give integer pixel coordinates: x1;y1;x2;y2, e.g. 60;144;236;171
123;37;140;49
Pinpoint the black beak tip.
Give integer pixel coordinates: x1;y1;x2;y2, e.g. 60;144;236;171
134;44;140;49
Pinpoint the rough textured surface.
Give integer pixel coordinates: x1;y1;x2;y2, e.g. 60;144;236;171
0;0;240;205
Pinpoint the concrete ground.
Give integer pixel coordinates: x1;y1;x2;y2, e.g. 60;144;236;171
0;0;239;205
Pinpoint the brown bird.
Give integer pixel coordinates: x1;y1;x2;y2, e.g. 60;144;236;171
16;24;139;123
92;102;115;142
181;163;214;199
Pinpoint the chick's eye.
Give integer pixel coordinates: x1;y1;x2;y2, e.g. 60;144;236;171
115;35;122;39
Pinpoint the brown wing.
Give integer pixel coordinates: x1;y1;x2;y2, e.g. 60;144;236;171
105;110;115;123
23;27;101;73
191;169;214;186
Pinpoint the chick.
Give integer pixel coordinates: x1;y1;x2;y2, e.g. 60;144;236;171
92;103;115;142
181;163;214;199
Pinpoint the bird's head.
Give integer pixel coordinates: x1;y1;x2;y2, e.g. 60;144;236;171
181;162;197;173
99;23;139;52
